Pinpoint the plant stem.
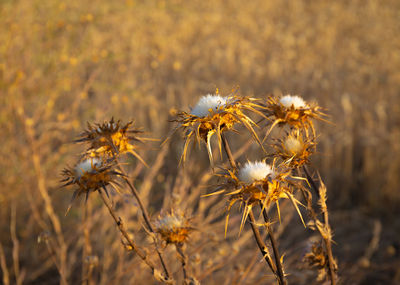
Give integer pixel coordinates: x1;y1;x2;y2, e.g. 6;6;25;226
302;165;319;199
302;166;337;285
260;202;287;285
221;133;237;169
248;211;278;278
108;142;171;280
98;188;158;275
119;169;171;280
175;244;188;281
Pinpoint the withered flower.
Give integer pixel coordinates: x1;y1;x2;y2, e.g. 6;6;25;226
172;94;264;167
155;210;192;244
273;129;316;168
262;95;328;139
76;118;146;165
62;156;122;213
206;160;305;236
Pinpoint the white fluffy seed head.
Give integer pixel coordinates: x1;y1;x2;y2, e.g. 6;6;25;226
75;158;102;178
156;215;184;230
284;137;303;154
279;95;307;109
238;161;274;184
190;95;228;117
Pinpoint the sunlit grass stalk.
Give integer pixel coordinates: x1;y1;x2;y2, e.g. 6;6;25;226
0;242;10;285
18;106;68;285
82;200;94;285
38;234;69;285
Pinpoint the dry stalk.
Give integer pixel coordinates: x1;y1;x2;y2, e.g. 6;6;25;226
0;242;10;285
248;211;278;279
260;203;287;285
10;203;24;285
97;188;158;274
82;200;94;285
17;105;68;284
175;244;188;282
109;141;172;280
302;166;337;285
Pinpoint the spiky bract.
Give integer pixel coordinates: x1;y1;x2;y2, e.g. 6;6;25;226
172;95;264;167
76;118;146;164
155;210;192;244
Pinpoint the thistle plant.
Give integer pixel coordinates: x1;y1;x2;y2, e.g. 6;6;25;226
58;92;337;284
155;210;196;283
62;119;172;283
263;94;337;284
171;92;337;285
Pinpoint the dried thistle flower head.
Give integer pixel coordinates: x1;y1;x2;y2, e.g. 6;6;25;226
76;118;146;165
273;130;315;168
206;160;305;235
262;95;328;139
61;156;121;213
155;210;192;244
172;93;264;167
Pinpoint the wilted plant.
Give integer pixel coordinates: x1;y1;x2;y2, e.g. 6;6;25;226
56;90;337;285
62;119;173;283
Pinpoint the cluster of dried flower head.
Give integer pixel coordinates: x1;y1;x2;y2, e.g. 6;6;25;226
60;92;336;284
172;92;336;284
61;118;196;284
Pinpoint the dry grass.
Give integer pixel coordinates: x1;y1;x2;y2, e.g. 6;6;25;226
1;0;400;284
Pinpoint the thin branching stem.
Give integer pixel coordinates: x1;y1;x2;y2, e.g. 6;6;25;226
302;166;337;285
248;211;278;278
221;133;237;169
260;202;287;285
109;142;171;280
98;188;158;275
175;244;188;282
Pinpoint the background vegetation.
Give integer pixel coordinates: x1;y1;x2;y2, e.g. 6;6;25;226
1;0;399;284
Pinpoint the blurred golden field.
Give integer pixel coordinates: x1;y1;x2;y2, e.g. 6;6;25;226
1;0;400;284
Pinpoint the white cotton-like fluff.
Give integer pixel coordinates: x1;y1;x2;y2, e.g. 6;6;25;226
75;158;102;178
279;95;307;109
156;215;184;230
190;95;228;117
238;161;274;184
284;137;303;154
